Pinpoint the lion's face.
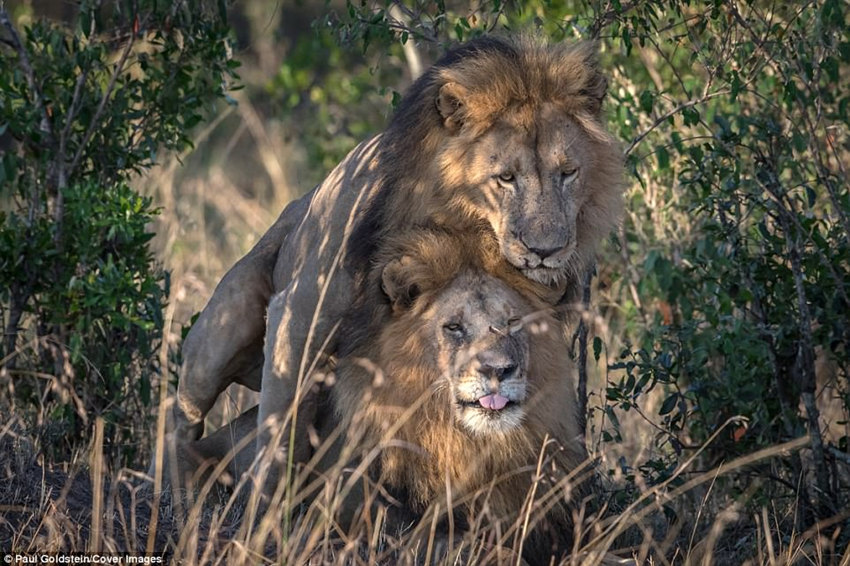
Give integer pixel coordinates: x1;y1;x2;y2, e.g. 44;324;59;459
414;270;532;435
438;103;607;286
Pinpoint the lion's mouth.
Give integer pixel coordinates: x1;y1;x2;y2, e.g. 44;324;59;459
456;393;525;434
457;395;519;412
520;265;566;286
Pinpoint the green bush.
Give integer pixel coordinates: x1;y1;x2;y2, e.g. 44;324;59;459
0;2;237;465
599;0;850;525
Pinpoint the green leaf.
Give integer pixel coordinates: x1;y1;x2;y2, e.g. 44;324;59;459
671;131;683;152
682;106;700;126
605;405;621;428
730;70;742;101
455;21;465;41
659;393;679;416
656;145;670;170
593;336;602;362
639;90;654;114
805;186;816;207
821;57;839;83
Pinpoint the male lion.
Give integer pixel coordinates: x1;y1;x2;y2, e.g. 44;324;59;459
191;229;595;563
329;230;593;563
153;36;623;494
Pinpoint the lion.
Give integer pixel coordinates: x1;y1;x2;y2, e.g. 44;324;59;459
190;229;595;563
331;230;593;562
151;36;623;496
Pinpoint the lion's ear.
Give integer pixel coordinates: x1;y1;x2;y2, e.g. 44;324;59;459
382;256;421;313
581;72;607;114
576;45;608;114
435;82;468;132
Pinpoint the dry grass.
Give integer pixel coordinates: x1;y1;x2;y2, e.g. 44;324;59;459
2;402;843;564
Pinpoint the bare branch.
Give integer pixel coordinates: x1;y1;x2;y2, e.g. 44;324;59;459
59;70;90;154
388;3;423;79
625;90;730;156
828;445;850;466
575;265;594;437
52;69;89;236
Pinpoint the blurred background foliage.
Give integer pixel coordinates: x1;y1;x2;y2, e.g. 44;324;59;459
1;0;848;556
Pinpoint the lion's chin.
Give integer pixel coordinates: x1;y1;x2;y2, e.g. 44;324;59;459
520;265;568;286
456;403;526;435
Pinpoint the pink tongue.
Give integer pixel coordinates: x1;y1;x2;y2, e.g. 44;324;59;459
479;394;509;411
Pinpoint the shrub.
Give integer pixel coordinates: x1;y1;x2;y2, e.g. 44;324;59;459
0;2;238;465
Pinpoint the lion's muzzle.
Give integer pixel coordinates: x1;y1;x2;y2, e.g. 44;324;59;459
476;352;519;383
504;229;574;285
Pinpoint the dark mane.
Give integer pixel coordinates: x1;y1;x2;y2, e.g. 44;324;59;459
345;36;614;274
346;37;519;269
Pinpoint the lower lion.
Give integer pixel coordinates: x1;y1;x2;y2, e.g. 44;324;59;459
194;230;596;563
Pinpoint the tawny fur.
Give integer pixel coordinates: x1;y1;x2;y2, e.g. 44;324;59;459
191;230;596;561
362;37;624;294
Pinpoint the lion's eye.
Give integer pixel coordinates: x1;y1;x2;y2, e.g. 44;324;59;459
560;167;579;184
507;317;523;333
497;171;515;184
443;322;465;336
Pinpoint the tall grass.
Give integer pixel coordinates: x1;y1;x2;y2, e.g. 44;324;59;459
2;400;836;564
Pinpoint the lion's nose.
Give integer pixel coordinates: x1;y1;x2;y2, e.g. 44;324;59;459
511;229;564;260
479;360;519;382
527;245;561;260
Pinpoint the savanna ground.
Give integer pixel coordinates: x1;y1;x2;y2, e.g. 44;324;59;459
1;0;849;564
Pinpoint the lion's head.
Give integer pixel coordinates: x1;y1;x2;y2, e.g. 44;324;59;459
360;37;623;291
331;229;590;560
335;229;586;514
381;260;533;435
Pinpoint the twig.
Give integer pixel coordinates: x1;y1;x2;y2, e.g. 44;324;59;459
67;25;137;180
58;70;90;159
588;0;638;39
388;3;423;78
576;265;594;437
828;446;850;466
625;90;730;155
485;0;507;34
616;224;646;324
52;68;89;245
